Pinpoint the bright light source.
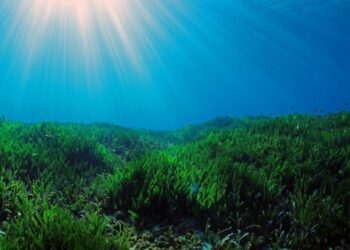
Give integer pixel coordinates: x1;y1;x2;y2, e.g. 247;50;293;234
5;0;176;79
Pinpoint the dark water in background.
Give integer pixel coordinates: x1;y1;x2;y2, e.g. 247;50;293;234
0;0;349;130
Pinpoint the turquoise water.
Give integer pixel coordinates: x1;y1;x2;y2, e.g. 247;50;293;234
0;0;349;129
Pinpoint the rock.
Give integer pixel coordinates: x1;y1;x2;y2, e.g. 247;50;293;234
129;222;203;250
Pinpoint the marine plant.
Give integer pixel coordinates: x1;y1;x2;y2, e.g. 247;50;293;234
0;113;349;249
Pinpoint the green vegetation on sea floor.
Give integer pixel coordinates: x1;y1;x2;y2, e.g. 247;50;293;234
0;113;349;249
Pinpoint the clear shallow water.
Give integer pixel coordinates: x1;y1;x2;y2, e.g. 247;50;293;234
0;0;349;129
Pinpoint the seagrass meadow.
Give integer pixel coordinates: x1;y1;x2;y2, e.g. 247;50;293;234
0;112;349;249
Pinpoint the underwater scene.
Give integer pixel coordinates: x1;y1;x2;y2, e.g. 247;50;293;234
0;1;350;249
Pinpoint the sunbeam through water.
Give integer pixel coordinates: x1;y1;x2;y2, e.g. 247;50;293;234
0;0;349;128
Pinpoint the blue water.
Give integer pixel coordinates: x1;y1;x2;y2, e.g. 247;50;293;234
0;0;349;129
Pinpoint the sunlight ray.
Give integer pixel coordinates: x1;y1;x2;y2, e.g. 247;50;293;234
3;0;190;85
